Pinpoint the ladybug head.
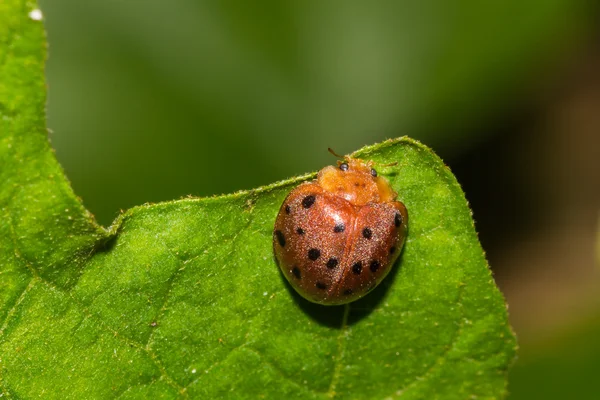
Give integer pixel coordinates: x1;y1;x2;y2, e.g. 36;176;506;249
319;149;397;206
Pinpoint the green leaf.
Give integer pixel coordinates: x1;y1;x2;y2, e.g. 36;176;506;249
1;1;516;398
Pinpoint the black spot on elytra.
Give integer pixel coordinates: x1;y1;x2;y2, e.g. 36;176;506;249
316;281;328;290
326;258;339;269
275;230;285;247
370;260;381;273
296;227;305;235
389;246;396;254
333;223;345;233
362;227;372;239
352;261;363;275
308;248;321;261
302;195;316;209
285;205;291;214
340;163;349;171
292;266;301;279
343;288;353;296
395;212;402;227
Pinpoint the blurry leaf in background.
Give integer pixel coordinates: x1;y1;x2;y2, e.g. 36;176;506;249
496;46;600;399
509;315;600;400
39;0;593;225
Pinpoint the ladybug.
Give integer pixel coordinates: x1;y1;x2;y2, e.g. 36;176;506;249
273;149;408;305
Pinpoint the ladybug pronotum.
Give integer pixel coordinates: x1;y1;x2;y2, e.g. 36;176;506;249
273;151;408;305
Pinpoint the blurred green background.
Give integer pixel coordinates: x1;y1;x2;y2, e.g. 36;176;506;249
38;1;600;398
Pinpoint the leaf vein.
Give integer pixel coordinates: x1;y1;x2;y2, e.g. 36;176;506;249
0;277;35;340
326;303;351;399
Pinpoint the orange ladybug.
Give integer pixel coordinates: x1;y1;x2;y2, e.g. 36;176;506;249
273;149;408;305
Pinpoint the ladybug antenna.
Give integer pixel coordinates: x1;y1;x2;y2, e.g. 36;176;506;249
327;147;345;159
378;161;398;167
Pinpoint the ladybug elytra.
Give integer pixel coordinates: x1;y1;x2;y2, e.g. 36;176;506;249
273;150;408;305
